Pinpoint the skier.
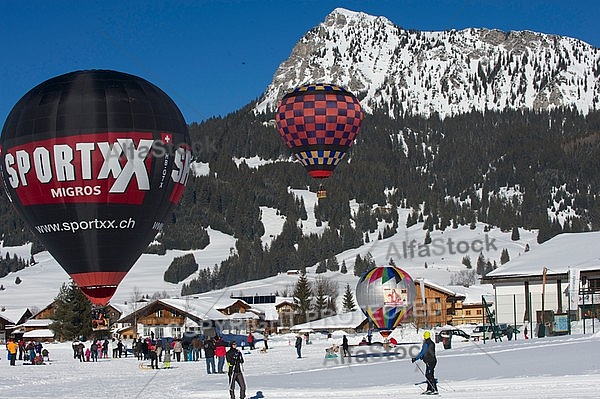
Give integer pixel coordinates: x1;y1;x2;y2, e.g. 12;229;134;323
412;331;438;395
226;342;246;399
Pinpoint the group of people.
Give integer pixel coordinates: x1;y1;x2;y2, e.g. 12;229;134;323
6;338;49;366
72;338;128;362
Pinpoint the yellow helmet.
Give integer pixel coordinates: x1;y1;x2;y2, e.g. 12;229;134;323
423;331;431;339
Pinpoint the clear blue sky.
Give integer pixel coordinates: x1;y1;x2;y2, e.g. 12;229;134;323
1;1;598;125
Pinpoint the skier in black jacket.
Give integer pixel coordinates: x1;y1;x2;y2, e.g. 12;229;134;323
412;331;438;395
226;342;246;399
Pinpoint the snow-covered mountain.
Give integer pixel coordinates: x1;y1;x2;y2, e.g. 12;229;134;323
256;8;600;118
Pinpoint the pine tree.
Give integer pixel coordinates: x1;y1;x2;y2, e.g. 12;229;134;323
293;273;313;324
342;284;357;312
424;230;432;245
462;255;472;269
476;253;486;275
340;260;348;274
316;260;327;274
500;248;510;264
50;280;93;341
511;226;520;241
327;255;340;272
313;281;328;318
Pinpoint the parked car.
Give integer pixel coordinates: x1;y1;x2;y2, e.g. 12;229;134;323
471;325;502;340
439;328;470;341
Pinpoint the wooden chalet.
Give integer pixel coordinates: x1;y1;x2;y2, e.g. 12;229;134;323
413;280;465;328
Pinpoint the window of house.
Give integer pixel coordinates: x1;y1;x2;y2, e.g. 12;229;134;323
466;310;471;315
156;310;163;317
476;309;482;315
434;297;441;303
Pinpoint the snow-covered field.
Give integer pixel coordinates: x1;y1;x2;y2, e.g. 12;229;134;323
2;330;599;399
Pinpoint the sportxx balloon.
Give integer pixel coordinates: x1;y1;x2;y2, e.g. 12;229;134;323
275;83;363;191
355;266;416;334
0;70;191;305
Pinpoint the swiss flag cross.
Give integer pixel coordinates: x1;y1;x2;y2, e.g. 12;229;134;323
161;133;172;144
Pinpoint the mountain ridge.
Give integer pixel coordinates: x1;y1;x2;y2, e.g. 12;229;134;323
255;8;600;118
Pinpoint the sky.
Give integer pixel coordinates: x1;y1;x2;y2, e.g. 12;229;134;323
1;1;599;126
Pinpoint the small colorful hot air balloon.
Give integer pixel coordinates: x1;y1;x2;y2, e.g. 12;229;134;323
275;83;363;198
0;70;191;306
355;265;416;337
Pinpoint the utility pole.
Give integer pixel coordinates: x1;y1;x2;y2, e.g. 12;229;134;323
540;267;548;337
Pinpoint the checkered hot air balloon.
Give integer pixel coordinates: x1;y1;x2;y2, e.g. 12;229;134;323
275;83;363;198
356;266;416;336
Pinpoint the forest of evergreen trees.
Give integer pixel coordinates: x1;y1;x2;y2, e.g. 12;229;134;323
2;105;600;294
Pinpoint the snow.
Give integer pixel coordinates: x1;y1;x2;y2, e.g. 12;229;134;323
487;231;600;278
1;331;599;398
0;170;596;397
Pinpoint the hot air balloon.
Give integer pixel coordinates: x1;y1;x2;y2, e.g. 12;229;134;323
275;83;363;198
355;265;416;338
0;70;191;306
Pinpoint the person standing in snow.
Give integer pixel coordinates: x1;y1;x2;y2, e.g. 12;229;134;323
215;336;227;373
173;339;183;362
342;335;351;357
148;341;158;369
226;342;246;399
204;336;216;374
247;332;255;350
295;334;303;358
263;330;269;350
91;341;99;362
412;331;438;395
7;339;18;366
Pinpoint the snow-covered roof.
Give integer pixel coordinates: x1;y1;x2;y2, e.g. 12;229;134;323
21;318;53;328
416;279;459;296
448;284;494;305
23;329;55;338
487;232;600;279
292;310;366;331
159;298;231;320
0;307;30;324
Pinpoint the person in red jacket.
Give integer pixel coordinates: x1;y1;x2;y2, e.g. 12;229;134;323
215;336;227;374
247;332;255;350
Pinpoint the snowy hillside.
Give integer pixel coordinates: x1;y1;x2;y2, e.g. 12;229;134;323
255;8;600;118
0;188;537;312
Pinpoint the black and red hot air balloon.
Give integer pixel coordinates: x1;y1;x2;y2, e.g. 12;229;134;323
275;83;363;198
0;70;191;306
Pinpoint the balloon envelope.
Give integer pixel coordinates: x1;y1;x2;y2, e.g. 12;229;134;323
275;83;363;179
355;266;416;331
0;70;191;305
